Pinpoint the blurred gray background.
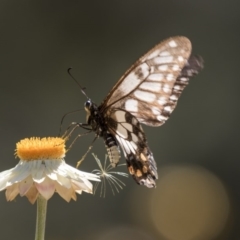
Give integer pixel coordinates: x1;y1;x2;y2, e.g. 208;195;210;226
0;1;239;240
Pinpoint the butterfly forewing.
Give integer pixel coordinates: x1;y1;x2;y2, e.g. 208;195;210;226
100;36;193;126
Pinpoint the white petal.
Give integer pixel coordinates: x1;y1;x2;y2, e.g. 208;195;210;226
0;161;32;190
0;169;14;190
7;163;31;185
71;191;77;200
44;161;58;180
56;174;71;189
35;177;55;200
55;182;73;202
28;159;38;172
0;168;14;180
31;160;46;183
74;189;83;194
5;183;19;201
54;161;70;178
45;169;57;181
19;176;33;196
45;160;61;172
25;185;39;204
56;161;100;183
71;179;92;193
64;163;100;182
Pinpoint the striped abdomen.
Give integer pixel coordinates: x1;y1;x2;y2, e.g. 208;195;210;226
104;132;121;167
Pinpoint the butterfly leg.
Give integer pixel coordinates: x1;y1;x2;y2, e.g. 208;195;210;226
62;122;92;139
76;135;98;168
67;130;92;152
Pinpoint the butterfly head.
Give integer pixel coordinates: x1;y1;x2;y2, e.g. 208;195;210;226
84;99;92;122
84;99;92;111
84;99;100;128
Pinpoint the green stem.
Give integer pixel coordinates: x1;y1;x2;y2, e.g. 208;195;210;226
35;195;48;240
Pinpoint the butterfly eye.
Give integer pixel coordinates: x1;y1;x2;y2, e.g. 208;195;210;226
84;100;92;111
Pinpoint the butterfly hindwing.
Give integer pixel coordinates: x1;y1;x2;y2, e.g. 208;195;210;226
106;108;158;187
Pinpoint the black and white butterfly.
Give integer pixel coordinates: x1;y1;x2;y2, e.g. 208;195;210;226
75;36;203;188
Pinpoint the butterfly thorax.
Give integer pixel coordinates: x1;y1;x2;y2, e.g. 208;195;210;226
84;99;121;166
84;99;105;135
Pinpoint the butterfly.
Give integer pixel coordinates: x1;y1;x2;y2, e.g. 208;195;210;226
77;36;203;188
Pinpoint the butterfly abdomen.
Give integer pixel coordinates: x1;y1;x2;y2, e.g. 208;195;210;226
104;131;121;167
106;145;121;167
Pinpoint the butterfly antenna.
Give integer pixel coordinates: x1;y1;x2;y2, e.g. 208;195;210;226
67;67;89;99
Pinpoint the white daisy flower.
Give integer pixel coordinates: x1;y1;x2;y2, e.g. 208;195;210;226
0;137;100;204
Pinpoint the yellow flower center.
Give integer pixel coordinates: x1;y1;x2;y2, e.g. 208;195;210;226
15;137;66;161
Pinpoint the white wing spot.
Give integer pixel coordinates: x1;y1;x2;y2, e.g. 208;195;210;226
131;133;138;142
170;95;178;101
166;73;174;81
160;51;170;56
163;84;171;93
158;65;168;71
158;96;167;105
125;99;138;112
172;64;180;71
121;139;131;154
134;90;156;102
121;122;133;132
118;63;149;93
146;49;160;60
157;115;167;121
115;135;130;155
153;56;173;64
164;106;172;112
119;72;141;92
148;73;163;82
174;85;181;91
152;106;160;115
116;124;128;139
180;77;188;82
169;40;177;48
140;82;161;92
132;117;138;125
126;141;136;154
114;110;126;122
178;56;184;62
150;66;155;73
131;141;138;150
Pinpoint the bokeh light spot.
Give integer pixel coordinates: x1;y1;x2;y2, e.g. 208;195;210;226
150;165;230;240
